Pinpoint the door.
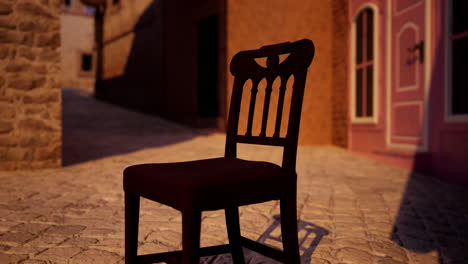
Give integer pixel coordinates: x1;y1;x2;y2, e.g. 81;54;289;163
197;15;219;118
388;0;428;150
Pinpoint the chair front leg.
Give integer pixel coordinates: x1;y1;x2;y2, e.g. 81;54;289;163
280;197;300;264
182;211;202;264
125;192;140;264
225;206;245;264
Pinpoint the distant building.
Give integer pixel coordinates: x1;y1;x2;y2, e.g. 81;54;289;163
61;0;95;92
96;0;348;147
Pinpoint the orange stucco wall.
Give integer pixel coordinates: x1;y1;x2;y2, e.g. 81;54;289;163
226;0;348;145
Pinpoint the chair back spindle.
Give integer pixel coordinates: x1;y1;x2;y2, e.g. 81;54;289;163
225;39;315;171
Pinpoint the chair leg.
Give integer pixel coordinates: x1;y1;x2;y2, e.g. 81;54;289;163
280;197;300;264
181;211;202;264
225;207;245;264
125;192;140;264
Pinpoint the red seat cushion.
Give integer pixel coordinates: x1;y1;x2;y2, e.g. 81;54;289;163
123;157;296;211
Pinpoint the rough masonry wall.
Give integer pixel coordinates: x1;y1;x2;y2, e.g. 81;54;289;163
227;0;335;145
331;0;349;147
0;0;62;170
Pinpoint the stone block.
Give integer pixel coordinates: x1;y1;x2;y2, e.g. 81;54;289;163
0;29;20;44
0;136;16;146
16;1;56;19
0;46;8;59
21;31;34;46
0;103;15;118
35;32;60;48
0;16;16;29
50;104;61;120
33;144;61;161
0;76;5;87
0;146;7;159
23;91;59;104
38;49;60;62
0;95;14;103
33;65;47;74
5;147;33;161
18;47;35;61
24;105;46;115
0;120;13;133
8;77;46;90
5;61;32;72
0;2;13;15
18;118;57;132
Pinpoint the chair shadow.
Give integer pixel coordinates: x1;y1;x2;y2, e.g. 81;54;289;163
202;215;329;264
62;88;205;166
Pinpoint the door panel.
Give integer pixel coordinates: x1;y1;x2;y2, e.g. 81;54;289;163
389;0;426;149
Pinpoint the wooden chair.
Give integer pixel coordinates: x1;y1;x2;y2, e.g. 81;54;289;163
123;39;315;264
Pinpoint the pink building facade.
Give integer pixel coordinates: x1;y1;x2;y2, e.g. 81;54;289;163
348;0;468;184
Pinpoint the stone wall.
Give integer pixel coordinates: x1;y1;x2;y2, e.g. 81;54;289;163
0;0;62;170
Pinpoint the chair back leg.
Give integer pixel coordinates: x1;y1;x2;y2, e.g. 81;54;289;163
125;192;140;264
225;207;245;264
280;197;301;264
182;211;202;264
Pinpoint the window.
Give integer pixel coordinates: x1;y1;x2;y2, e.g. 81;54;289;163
353;8;375;120
113;0;120;5
451;1;468;115
64;0;71;7
81;53;93;72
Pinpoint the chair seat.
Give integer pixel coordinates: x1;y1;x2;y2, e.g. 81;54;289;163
123;157;296;211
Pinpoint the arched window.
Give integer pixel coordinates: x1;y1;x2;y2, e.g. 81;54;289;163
352;7;377;121
450;1;468;116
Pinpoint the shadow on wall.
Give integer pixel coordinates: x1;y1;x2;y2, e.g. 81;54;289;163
96;0;166;116
390;26;468;264
62;88;204;166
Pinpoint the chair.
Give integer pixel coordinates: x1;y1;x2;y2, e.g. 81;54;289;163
123;39;315;264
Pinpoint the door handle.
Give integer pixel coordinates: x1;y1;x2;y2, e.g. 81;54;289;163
408;40;424;64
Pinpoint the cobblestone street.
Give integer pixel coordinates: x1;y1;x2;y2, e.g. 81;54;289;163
0;88;467;264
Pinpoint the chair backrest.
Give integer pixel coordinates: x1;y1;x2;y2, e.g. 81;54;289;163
225;39;315;171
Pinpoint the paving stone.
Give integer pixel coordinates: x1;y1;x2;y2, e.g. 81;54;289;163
69;248;122;264
10;223;51;235
35;247;82;263
0;252;28;264
0;232;36;246
24;235;67;247
20;260;47;264
59;237;98;247
334;247;374;264
369;240;409;262
44;225;85;236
